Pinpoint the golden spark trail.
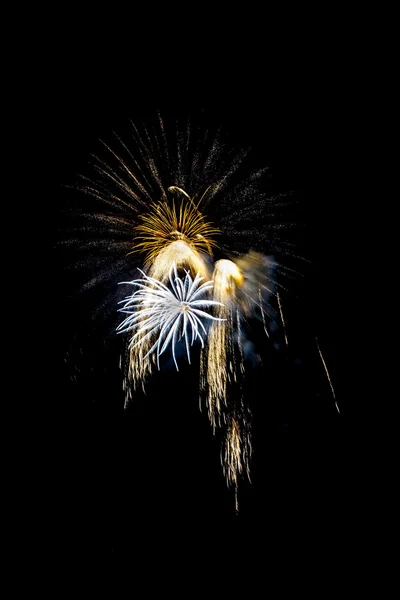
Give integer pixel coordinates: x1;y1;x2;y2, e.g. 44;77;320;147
277;292;288;347
259;286;270;337
222;415;252;513
316;337;339;414
223;418;242;487
200;259;252;499
201;260;244;429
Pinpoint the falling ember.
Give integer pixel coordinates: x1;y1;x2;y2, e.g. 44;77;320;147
316;337;339;414
222;416;252;491
199;258;254;501
200;259;245;430
259;286;270;337
277;292;288;347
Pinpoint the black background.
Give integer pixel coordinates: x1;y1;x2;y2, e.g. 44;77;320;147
42;89;352;573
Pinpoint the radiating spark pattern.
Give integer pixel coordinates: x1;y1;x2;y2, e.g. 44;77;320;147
59;111;335;512
132;186;219;269
117;263;224;371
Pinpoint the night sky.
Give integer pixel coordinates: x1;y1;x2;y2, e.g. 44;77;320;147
45;96;350;569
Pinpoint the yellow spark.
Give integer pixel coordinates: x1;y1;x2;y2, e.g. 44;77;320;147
199;258;252;505
259;286;270;337
129;187;219;270
126;337;156;392
316;337;339;413
149;240;210;282
213;259;244;295
277;292;288;346
223;418;243;488
222;416;252;507
201;259;244;430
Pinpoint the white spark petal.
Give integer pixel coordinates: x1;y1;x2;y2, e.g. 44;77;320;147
117;263;225;370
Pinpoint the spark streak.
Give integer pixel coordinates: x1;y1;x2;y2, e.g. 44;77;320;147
222;415;252;510
117;264;224;371
316;337;339;413
131;187;219;270
200;259;245;430
277;292;288;347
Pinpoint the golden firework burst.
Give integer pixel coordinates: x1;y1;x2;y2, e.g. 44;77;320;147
130;186;220;272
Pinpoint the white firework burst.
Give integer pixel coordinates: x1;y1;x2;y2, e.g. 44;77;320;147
117;263;225;370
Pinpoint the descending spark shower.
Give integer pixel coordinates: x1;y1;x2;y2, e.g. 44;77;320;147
65;111;310;510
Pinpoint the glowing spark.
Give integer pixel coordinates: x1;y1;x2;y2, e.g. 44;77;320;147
277;292;288;346
259;286;270;337
214;259;244;292
168;185;191;201
117;264;225;371
130;188;219;269
201;259;245;430
149;240;210;282
316;337;339;413
200;255;278;497
222;415;252;507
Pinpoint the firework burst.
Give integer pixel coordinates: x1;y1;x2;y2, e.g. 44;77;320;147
117;263;225;371
60;110;316;510
132;186;219;269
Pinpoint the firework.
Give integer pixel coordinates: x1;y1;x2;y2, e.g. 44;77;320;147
199;253;278;493
117;263;225;371
200;259;245;431
222;415;253;512
132;186;219;271
61;111;324;511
